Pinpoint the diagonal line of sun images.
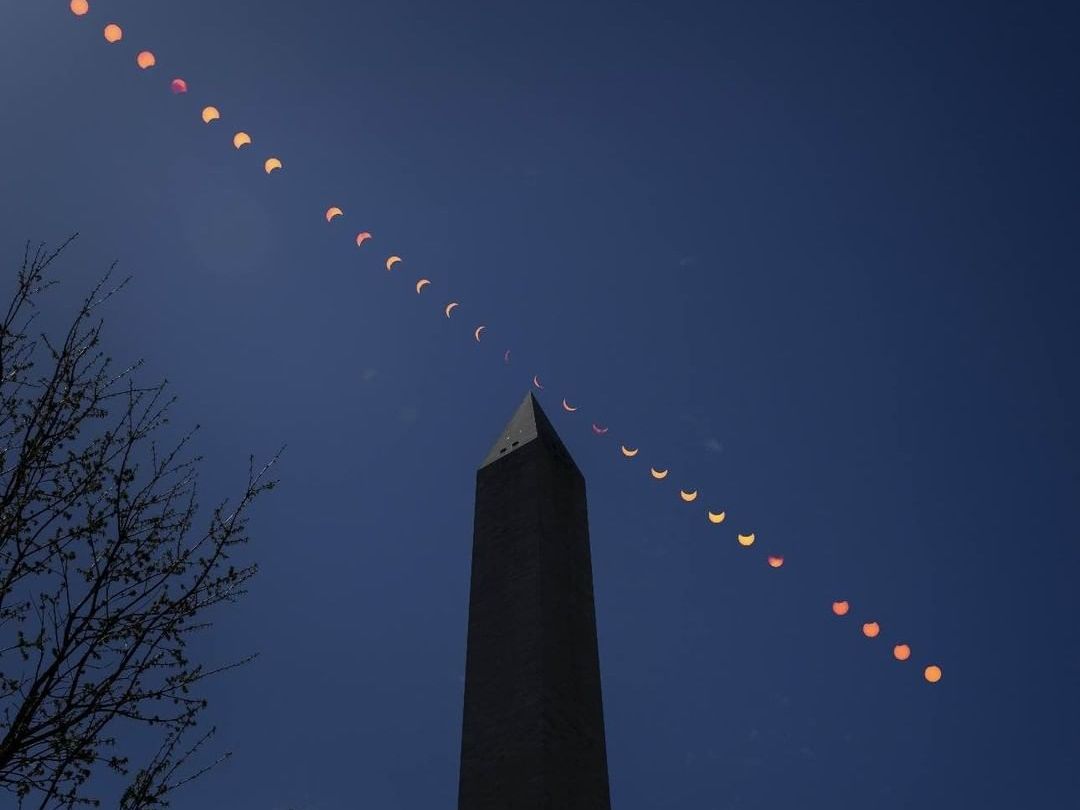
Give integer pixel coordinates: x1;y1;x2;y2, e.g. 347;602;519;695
65;0;943;686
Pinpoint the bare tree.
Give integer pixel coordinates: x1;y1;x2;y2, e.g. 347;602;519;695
0;237;279;808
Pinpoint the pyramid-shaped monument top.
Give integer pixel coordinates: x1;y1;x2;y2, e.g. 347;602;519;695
480;391;575;469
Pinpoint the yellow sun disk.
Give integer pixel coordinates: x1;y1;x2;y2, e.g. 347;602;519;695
264;158;282;174
680;490;698;502
650;468;667;479
737;533;755;546
862;622;880;638
71;0;89;15
621;445;638;458
386;256;401;271
832;600;850;616
924;665;942;683
202;106;221;124
707;510;725;523
325;206;343;222
136;51;156;69
893;644;911;661
233;132;252;149
103;24;123;43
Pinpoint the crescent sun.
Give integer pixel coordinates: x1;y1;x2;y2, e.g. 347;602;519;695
680;489;698;502
264;158;283;174
386;256;402;271
591;424;608;435
620;445;638;457
504;350;511;364
737;533;756;547
562;399;577;412
532;375;543;390
201;106;221;124
325;206;343;222
355;232;372;247
233;132;252;149
445;302;459;318
474;325;486;342
707;510;726;524
650;468;668;480
416;279;431;294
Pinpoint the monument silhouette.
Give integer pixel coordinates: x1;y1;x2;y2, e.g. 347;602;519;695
458;392;612;809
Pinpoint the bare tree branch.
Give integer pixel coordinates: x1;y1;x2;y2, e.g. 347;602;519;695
0;237;278;809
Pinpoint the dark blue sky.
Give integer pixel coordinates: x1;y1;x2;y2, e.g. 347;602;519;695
2;1;1078;807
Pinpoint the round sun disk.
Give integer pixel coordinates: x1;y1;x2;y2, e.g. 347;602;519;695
862;621;880;638
832;600;850;616
103;24;123;43
136;51;156;69
893;644;911;661
70;0;89;16
924;665;942;683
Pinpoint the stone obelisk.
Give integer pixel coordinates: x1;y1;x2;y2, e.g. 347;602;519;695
457;392;612;809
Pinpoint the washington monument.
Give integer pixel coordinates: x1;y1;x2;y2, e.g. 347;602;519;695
457;392;613;809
